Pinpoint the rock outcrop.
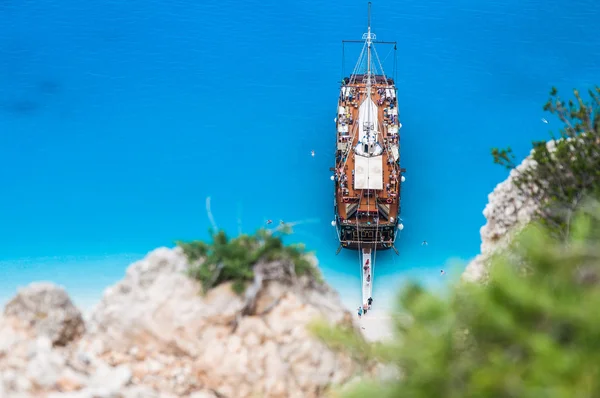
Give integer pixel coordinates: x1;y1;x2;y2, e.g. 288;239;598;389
3;282;85;347
462;144;554;282
0;247;364;398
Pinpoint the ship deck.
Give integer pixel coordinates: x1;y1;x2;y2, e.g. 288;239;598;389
334;76;402;234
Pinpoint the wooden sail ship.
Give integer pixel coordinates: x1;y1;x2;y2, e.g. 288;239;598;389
332;2;405;308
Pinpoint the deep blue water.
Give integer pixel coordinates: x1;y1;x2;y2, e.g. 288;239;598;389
0;0;598;310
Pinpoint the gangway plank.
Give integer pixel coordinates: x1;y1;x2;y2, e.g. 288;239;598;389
361;248;373;306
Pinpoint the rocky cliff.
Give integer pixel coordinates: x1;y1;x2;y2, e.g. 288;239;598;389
462;145;550;282
0;247;366;398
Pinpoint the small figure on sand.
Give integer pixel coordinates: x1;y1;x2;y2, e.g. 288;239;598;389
357;306;363;318
266;219;273;225
367;296;373;309
422;240;428;246
440;269;445;276
311;150;315;157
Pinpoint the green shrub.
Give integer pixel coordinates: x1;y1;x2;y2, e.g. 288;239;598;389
176;226;323;295
492;86;600;239
315;202;600;398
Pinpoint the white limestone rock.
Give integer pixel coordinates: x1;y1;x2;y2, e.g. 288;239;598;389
463;140;564;282
0;246;368;398
4;282;85;346
82;247;361;397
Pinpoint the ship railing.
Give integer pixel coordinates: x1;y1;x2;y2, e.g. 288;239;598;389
339;239;396;245
340;222;395;228
348;74;393;84
339;198;395;204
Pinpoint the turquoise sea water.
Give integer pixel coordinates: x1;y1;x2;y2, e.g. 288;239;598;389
0;0;598;311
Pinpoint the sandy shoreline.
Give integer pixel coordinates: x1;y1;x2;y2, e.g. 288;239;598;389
356;307;395;342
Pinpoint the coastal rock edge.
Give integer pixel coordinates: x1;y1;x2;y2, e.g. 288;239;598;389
461;144;555;282
0;247;366;398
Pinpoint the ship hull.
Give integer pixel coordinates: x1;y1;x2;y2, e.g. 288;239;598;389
334;223;397;251
333;73;403;252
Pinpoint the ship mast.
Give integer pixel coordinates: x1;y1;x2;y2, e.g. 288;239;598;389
364;2;374;96
361;1;378;157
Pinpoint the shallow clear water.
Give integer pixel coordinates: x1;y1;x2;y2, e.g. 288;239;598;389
0;0;598;310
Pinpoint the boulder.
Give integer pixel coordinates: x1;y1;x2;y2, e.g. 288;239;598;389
4;282;85;346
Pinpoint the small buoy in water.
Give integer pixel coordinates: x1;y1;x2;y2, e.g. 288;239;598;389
541;118;548;124
398;223;404;231
401;175;406;182
331;220;336;227
330;175;335;181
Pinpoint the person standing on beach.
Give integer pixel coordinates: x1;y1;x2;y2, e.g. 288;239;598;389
357;306;363;318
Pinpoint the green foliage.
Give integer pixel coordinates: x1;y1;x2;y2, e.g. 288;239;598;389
176;226;323;295
491;86;600;238
491;146;517;169
316;203;600;398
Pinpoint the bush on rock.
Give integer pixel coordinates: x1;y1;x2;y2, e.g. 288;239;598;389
177;225;322;295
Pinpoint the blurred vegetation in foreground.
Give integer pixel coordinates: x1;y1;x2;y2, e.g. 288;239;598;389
314;201;600;397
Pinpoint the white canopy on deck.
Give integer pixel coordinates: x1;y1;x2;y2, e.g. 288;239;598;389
354;155;383;190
